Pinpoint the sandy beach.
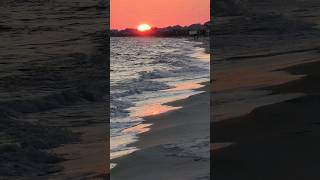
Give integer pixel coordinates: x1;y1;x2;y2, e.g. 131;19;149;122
213;0;320;179
112;84;210;180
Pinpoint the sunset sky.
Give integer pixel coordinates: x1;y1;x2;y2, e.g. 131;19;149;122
111;0;210;30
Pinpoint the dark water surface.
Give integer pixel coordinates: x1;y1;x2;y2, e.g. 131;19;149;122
0;0;108;178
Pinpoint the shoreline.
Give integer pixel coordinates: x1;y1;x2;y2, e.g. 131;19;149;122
112;83;210;180
111;40;210;180
110;37;209;168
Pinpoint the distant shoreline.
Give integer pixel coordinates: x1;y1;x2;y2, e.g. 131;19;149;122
110;22;210;37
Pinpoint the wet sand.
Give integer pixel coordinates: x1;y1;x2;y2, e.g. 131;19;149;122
111;84;210;180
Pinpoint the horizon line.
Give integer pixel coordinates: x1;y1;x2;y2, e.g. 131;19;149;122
111;21;210;31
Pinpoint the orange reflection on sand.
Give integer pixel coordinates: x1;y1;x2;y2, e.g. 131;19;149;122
134;103;181;117
131;81;205;117
122;123;152;134
166;81;204;91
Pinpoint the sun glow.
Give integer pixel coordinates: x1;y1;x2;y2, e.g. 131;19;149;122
137;24;151;32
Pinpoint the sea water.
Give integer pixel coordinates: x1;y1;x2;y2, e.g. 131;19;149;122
110;37;209;168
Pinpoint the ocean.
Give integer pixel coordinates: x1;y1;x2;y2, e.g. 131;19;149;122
110;37;209;168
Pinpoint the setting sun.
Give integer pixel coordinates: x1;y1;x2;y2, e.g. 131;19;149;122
137;24;151;32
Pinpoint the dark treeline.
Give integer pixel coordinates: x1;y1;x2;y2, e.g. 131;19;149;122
111;22;211;37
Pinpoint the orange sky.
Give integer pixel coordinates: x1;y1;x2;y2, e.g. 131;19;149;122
111;0;210;30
